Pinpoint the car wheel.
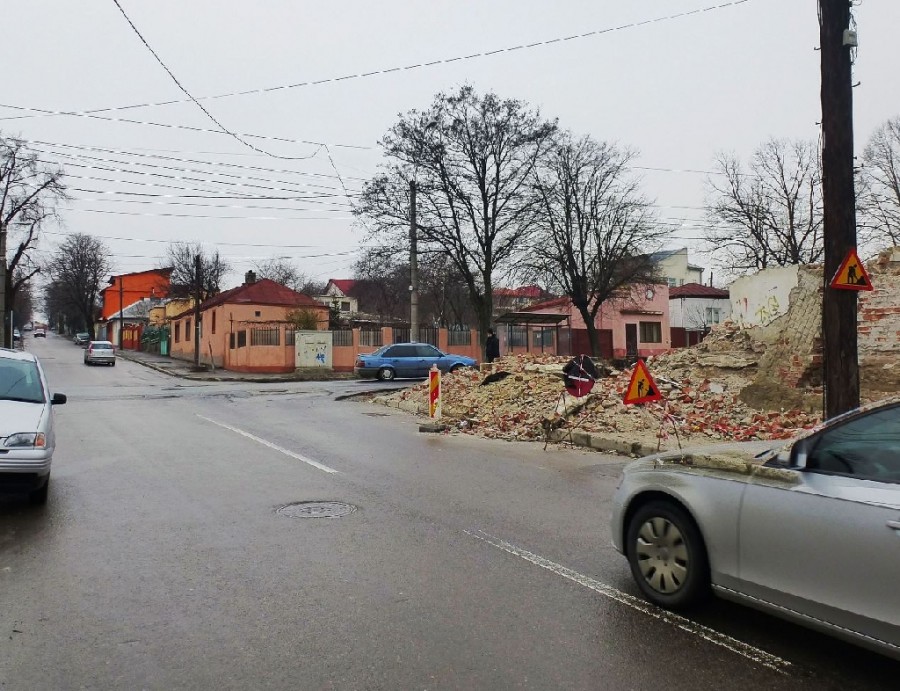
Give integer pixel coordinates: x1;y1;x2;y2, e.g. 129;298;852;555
29;476;50;506
110;361;116;367
625;500;709;609
377;367;395;381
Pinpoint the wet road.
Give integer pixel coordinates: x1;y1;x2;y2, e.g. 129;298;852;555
1;335;897;689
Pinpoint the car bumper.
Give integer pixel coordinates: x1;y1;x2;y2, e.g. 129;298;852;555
86;356;116;363
0;448;53;476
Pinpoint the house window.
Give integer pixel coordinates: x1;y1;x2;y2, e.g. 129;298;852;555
255;310;261;317
251;327;280;346
705;307;722;324
666;277;677;288
186;318;191;335
340;301;351;312
639;321;662;343
175;323;181;343
285;329;295;346
212;310;216;334
237;330;247;348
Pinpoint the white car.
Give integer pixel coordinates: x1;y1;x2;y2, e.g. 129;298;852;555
0;348;67;504
84;340;116;366
611;396;900;660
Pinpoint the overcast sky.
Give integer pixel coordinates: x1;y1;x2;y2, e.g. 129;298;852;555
3;0;898;290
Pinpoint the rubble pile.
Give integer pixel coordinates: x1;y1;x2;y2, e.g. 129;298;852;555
374;348;821;452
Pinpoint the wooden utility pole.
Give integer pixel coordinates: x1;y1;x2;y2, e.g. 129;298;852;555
820;0;859;418
409;180;419;342
194;253;202;368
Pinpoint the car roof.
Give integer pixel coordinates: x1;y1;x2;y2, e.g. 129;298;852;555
0;347;39;363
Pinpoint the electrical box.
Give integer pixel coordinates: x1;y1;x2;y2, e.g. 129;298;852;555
843;30;858;47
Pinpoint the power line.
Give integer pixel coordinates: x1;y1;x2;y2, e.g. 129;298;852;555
1;1;753;125
109;0;324;161
66;208;354;221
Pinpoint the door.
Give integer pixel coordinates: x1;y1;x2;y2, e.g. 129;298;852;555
737;404;900;647
625;324;638;360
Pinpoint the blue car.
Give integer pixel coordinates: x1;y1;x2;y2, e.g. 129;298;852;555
354;342;477;381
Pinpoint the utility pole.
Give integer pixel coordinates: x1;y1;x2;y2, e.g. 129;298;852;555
194;253;202;368
0;222;7;349
820;0;859;418
409;180;419;342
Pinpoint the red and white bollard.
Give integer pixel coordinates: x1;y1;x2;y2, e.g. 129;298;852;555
429;364;442;419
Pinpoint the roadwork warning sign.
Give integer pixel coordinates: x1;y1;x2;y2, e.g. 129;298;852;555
623;359;662;405
830;249;873;291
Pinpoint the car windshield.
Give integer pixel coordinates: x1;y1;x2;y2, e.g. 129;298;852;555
0;360;45;403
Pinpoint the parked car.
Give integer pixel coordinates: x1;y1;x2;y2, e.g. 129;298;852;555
73;332;89;346
33;328;45;338
13;329;21;342
354;343;477;381
83;341;116;366
611;396;900;661
0;348;67;504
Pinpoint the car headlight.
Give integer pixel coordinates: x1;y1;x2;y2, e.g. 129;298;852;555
4;432;46;448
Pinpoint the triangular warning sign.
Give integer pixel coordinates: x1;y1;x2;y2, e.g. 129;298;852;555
830;249;873;291
623;359;662;405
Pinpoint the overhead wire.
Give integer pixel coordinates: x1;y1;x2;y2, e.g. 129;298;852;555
0;0;752;126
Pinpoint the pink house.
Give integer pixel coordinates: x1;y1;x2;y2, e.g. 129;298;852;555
517;284;672;359
168;272;329;373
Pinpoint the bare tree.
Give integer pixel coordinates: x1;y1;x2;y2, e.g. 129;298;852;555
163;242;230;300
253;256;322;294
354;86;557;340
526;133;665;358
859;116;900;248
46;233;111;338
705;139;823;274
0;135;66;346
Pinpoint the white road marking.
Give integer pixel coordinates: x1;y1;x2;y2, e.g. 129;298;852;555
466;530;792;674
197;415;339;474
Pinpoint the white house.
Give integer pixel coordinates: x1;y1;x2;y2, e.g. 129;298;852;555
669;283;731;331
652;248;705;288
314;279;358;317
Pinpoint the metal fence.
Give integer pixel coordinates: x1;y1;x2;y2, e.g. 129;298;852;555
359;328;383;347
332;328;353;346
447;328;471;346
251;327;281;346
417;327;439;345
285;329;295;346
392;327;410;343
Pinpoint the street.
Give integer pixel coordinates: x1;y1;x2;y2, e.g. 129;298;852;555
2;334;898;690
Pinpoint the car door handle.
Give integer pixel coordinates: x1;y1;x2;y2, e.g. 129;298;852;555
888;520;900;531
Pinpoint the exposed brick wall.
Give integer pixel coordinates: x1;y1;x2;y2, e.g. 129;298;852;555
858;248;900;357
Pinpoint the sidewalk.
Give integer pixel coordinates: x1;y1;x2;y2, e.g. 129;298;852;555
117;348;356;383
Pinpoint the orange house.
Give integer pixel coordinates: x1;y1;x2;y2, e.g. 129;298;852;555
168;272;329;373
100;268;172;343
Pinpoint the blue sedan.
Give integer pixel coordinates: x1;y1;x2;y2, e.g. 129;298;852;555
354;342;477;381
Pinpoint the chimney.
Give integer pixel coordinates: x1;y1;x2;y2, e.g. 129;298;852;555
244;270;257;285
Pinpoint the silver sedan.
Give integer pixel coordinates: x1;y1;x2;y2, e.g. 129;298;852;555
611;397;900;661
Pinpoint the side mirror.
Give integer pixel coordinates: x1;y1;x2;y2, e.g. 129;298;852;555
51;393;67;405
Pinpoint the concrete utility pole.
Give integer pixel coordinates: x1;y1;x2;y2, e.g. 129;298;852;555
819;0;860;418
118;277;124;348
194;254;202;368
409;180;419;342
0;223;7;349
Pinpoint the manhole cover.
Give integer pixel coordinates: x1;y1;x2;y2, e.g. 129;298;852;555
276;501;357;519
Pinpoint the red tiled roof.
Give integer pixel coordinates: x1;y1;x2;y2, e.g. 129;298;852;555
669;283;729;299
328;279;356;294
522;296;571;311
172;279;324;319
494;285;544;298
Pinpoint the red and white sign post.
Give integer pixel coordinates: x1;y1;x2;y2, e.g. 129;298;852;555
429;364;442;419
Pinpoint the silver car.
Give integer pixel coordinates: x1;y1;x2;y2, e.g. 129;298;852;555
84;340;116;366
611;397;900;660
0;348;67;504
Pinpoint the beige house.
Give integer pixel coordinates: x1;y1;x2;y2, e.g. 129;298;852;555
168;272;328;373
652;248;705;288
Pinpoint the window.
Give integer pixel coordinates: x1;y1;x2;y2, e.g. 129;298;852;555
285;329;296;346
639;321;662;343
212;310;216;334
186;318;191;335
806;404;900;482
237;330;247;348
340;301;351;312
416;345;442;358
705;307;722;324
386;345;417;358
251;327;280;346
175;323;181;343
667;277;677;287
255;310;261;317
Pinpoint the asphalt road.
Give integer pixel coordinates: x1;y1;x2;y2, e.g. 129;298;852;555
2;334;897;689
